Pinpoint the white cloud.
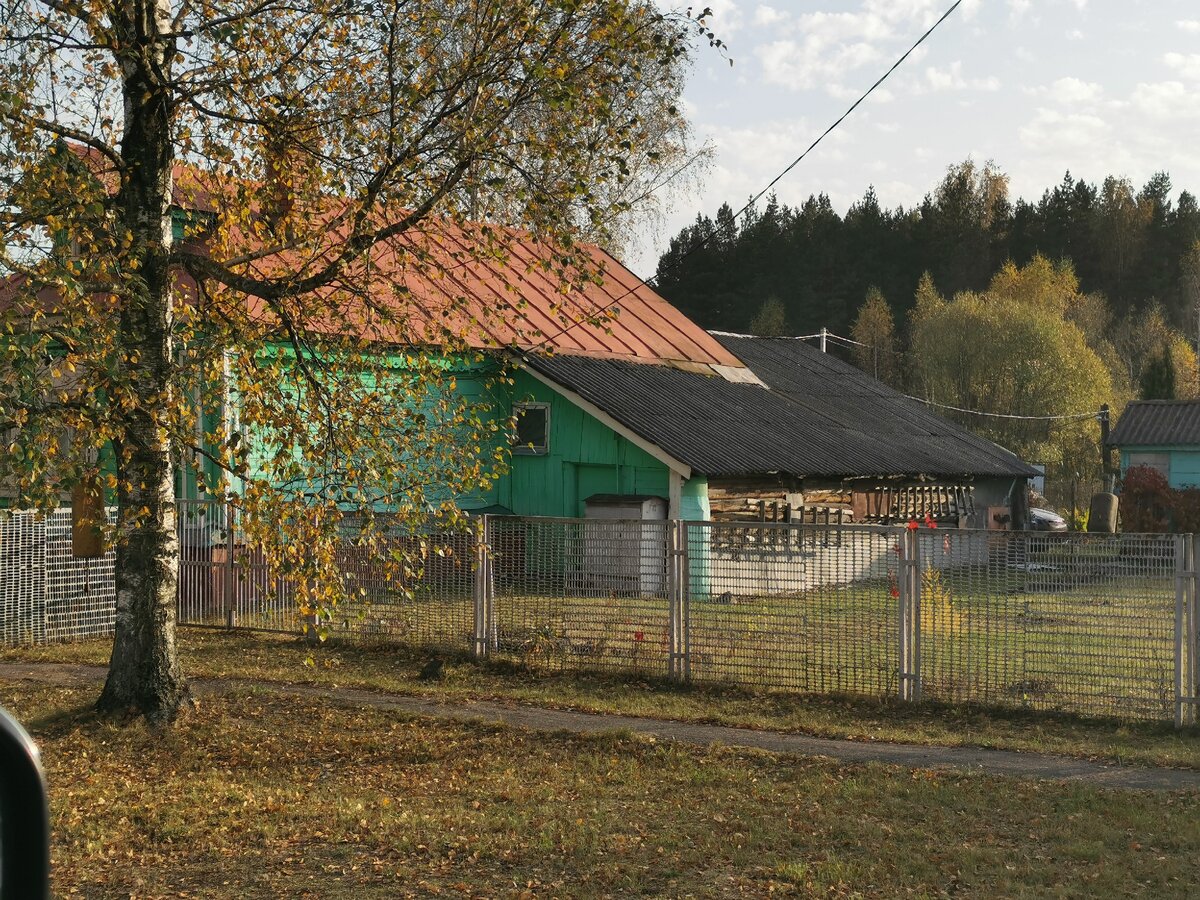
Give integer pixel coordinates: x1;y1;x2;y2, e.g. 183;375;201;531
1008;0;1031;21
701;0;744;39
752;5;785;27
959;0;983;21
1030;76;1103;105
751;2;950;95
1178;20;1200;34
759;37;884;91
1131;81;1200;120
1164;52;1200;82
923;61;1001;92
1018;108;1110;151
1066;29;1084;40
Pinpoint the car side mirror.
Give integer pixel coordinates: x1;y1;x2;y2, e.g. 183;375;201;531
0;706;50;899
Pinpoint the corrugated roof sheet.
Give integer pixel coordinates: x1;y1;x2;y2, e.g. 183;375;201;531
524;335;1036;479
1108;401;1200;447
60;143;742;368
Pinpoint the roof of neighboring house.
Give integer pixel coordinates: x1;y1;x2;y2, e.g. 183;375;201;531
1108;400;1200;447
523;335;1037;480
36;142;743;369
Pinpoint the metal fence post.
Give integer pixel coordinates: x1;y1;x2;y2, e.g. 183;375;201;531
486;515;497;653
667;520;688;682
897;527;910;701
1185;532;1195;729
897;527;922;703
472;515;489;659
681;521;691;683
910;527;922;703
223;500;236;630
1176;533;1193;728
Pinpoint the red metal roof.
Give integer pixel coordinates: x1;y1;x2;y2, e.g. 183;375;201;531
54;144;744;368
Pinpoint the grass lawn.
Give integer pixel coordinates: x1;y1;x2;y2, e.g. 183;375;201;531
7;675;1200;898
10;629;1200;771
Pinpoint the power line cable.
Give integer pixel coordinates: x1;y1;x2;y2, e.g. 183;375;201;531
795;329;1102;421
530;0;965;351
903;395;1100;422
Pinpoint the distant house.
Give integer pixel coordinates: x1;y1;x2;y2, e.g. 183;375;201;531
1108;400;1200;488
508;332;1037;527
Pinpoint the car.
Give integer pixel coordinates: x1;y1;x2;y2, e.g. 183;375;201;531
1030;507;1069;532
0;705;50;899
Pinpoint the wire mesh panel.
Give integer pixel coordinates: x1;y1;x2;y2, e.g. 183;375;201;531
0;507;116;645
177;499;228;627
216;504;302;634
917;528;1179;720
488;516;673;676
684;521;902;697
324;527;476;653
177;500;297;633
43;508;117;641
1;509;47;645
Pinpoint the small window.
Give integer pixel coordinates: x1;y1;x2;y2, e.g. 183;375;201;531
512;403;550;455
1129;452;1170;479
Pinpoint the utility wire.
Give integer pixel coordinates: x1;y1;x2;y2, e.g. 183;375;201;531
805;329;1101;422
903;395;1101;422
530;0;966;351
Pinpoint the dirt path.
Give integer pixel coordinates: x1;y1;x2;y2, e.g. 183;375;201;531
5;661;1200;792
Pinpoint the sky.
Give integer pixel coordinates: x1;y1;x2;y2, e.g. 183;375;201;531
626;0;1200;276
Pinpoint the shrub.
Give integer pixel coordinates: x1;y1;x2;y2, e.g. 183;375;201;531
1121;465;1172;533
1173;487;1200;534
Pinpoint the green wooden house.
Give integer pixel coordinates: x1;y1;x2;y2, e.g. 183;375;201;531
8;146;1035;524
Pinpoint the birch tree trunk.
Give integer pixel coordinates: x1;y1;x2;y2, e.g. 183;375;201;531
96;0;188;721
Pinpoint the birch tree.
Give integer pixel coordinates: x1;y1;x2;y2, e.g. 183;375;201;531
0;0;706;721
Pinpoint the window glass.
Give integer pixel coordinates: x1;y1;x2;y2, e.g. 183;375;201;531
513;403;549;454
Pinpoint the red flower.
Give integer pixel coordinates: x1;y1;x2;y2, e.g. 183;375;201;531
906;519;919;531
634;630;644;642
924;513;937;529
890;585;900;598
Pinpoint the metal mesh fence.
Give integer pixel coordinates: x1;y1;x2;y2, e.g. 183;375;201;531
0;507;116;645
177;499;229;628
682;521;902;697
2;505;1196;724
487;516;673;676
177;501;475;652
324;528;475;650
916;529;1180;720
44;508;117;642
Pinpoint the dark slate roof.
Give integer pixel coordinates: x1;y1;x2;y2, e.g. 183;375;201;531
1108;401;1200;447
522;335;1036;480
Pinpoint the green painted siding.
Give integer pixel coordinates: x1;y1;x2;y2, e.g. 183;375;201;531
1119;445;1200;489
169;342;709;522
497;370;673;518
